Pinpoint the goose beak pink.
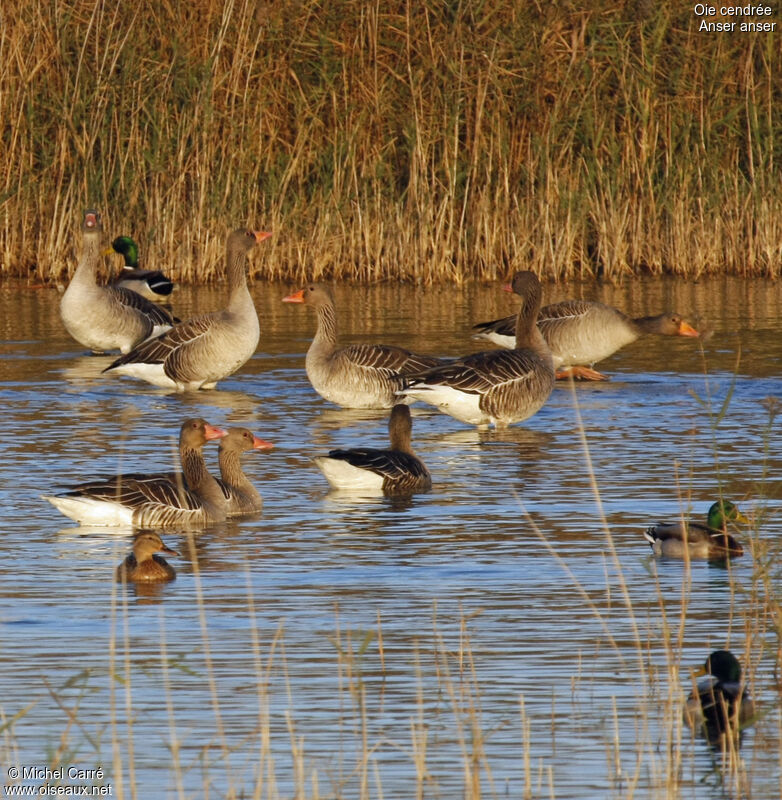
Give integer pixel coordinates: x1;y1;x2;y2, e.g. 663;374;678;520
204;424;228;441
252;436;274;451
282;288;306;303
253;230;272;243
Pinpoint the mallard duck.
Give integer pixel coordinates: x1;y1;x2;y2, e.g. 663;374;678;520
104;228;271;390
60;210;175;354
281;283;443;409
43;418;229;527
314;404;431;494
217;427;274;516
684;649;755;740
398;271;555;427
116;532;179;583
643;500;746;560
108;236;175;302
472;300;699;380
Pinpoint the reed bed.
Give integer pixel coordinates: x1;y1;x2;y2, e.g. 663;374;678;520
1;1;779;284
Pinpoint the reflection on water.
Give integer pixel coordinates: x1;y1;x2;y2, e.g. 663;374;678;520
0;277;780;798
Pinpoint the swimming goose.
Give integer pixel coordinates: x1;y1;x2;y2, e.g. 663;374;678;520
472;301;699;380
103;228;271;390
217;427;274;516
116;532;179;583
42;418;228;527
108;236;175;302
643;500;746;560
313;404;431;494
60;210;175;354
684;650;755;740
281;283;443;408
398;271;555;428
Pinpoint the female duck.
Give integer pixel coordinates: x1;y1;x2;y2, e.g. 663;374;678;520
643;500;746;560
116;532;179;583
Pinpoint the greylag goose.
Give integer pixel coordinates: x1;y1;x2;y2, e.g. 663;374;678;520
108;236;175;302
217;427;274;516
42;418;229;527
313;404;431;494
684;650;755;742
643;500;746;560
472;300;699;380
60;209;175;354
398;271;555;428
282;283;442;408
103;228;271;390
116;532;179;583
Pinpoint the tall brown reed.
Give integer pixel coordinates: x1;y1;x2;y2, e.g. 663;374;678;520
2;1;779;284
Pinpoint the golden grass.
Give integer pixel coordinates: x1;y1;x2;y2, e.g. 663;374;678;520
1;1;780;283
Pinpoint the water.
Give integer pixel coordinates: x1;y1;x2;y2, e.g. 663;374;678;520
1;276;780;799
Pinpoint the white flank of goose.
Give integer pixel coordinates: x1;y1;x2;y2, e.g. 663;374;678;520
398;271;555;428
282;283;443;409
103;228;271;390
60;209;175;354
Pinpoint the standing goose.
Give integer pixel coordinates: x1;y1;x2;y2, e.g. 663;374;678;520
684;650;755;741
108;235;175;302
60;210;175;354
472;300;699;380
643;500;746;560
398;271;555;428
313;404;431;494
281;283;443;409
116;532;179;583
42;418;229;528
104;228;271;390
217;427;274;516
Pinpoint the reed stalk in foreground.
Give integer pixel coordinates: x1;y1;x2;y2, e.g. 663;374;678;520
1;1;779;284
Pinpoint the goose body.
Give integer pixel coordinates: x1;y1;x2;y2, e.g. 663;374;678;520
472;300;699;380
109;236;174;302
217;427;274;516
282;284;442;409
60;210;175;354
314;404;431;494
399;272;555;427
43;418;229;528
684;650;755;740
116;532;178;583
643;500;746;560
104;228;271;390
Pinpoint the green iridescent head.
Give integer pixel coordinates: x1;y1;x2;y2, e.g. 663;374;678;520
706;500;746;530
111;236;139;268
703;650;742;684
